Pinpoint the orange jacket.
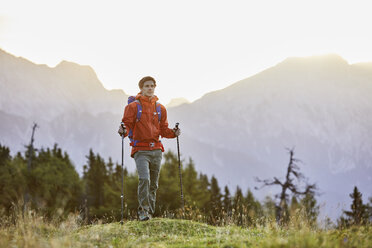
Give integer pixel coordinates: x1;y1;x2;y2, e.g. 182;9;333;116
122;93;176;157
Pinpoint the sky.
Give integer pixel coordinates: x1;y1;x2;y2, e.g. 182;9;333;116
1;0;372;104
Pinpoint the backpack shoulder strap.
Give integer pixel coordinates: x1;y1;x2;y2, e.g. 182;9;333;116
155;102;161;123
134;100;142;122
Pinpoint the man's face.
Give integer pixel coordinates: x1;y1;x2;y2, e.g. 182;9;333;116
141;80;156;97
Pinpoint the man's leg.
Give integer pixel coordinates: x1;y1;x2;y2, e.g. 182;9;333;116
148;149;162;215
134;151;151;220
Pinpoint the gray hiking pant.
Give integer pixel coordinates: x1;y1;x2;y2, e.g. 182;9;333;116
134;149;162;215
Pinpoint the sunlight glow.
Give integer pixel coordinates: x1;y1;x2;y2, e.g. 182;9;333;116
1;0;371;104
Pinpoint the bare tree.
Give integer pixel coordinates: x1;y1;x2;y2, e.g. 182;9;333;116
24;122;38;213
255;148;317;224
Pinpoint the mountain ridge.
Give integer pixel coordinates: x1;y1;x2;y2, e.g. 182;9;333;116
0;49;128;120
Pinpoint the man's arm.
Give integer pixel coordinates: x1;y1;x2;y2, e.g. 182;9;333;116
159;105;178;138
118;103;136;137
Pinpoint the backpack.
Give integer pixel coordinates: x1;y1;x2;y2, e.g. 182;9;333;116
127;96;162;147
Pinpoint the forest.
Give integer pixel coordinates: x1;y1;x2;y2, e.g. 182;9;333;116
0;143;371;229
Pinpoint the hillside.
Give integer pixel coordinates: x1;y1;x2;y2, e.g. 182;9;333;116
1;216;371;247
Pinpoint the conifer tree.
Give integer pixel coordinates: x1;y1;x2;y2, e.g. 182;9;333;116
222;186;232;217
233;186;244;226
198;173;211;212
121;167;138;218
3;144;83;219
289;196;299;215
157;151;182;213
368;197;372;224
183;158;198;206
343;186;368;225
208;176;222;224
0;144;11;163
0;144;26;215
300;192;319;226
83;150;108;219
102;158;122;221
245;188;262;225
262;195;276;220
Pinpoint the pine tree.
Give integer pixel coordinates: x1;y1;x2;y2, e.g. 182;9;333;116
233;186;244;226
183;158;198;207
222;186;232;217
343;186;368;225
121;167;138;219
262;195;276;220
368;197;372;224
300;192;319;226
198;173;211;212
0;144;26;215
102;158;122;221
83;150;108;219
157;151;182;213
289;196;299;215
29;145;82;219
208;176;222;224
245;188;262;226
0;144;11;163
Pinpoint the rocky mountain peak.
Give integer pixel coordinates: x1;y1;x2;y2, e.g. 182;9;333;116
55;60;95;75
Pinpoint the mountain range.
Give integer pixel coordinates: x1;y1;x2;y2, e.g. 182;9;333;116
1;49;371;221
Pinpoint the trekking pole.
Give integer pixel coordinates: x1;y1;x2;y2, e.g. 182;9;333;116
120;122;125;225
175;123;185;211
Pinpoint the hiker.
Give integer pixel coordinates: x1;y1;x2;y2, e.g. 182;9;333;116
118;76;181;221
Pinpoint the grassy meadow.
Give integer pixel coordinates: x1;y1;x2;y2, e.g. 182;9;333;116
2;145;371;247
0;209;371;248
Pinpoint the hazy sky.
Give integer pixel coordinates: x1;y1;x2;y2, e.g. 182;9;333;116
1;0;371;104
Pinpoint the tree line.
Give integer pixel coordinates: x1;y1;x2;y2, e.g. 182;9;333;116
0;143;371;228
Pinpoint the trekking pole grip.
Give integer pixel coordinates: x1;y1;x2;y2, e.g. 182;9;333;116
175;122;179;129
120;122;126;138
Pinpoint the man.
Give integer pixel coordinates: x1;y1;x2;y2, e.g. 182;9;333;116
118;76;181;221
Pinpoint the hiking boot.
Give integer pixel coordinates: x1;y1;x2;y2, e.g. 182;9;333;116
139;215;149;221
138;211;150;221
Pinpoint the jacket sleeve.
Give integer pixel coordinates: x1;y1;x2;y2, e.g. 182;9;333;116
121;103;136;138
160;105;176;138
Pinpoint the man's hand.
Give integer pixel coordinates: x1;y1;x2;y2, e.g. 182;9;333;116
173;128;181;137
118;124;127;136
